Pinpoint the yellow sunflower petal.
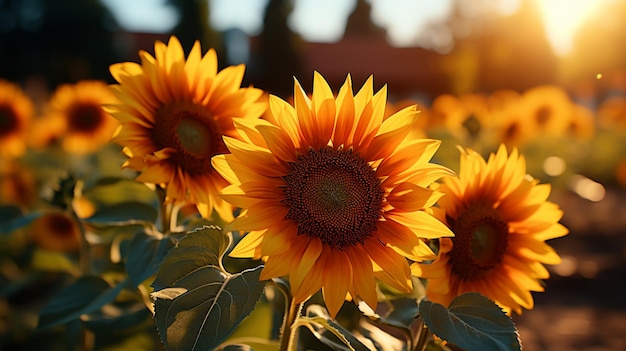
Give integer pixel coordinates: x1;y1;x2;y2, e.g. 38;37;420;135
321;248;353;318
346;246;378;311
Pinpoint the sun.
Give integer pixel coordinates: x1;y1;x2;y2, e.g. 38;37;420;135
533;0;607;55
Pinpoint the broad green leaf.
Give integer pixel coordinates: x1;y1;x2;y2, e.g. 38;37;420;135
83;303;152;334
151;226;230;290
221;345;253;351
30;249;80;274
385;297;419;327
38;276;130;329
152;227;265;351
361;296;419;330
0;207;43;235
125;230;175;286
151;288;188;300
153;265;267;351
0;205;24;225
298;304;372;351
419;292;522;351
83;202;158;225
81;177;159;208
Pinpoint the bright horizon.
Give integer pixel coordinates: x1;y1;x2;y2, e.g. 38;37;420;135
101;0;620;56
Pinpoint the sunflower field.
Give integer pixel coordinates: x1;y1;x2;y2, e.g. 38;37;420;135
2;1;626;351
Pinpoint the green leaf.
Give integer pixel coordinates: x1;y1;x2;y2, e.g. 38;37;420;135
419;292;522;351
83;202;158;225
0;207;43;235
385;297;419;328
151;226;230;291
125;230;175;286
38;276;129;329
77;178;159;226
299;304;372;351
81;177;159;208
362;296;419;331
152;227;266;351
153;265;267;351
83;303;152;334
221;345;253;351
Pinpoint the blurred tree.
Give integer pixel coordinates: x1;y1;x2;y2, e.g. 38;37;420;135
562;0;626;93
251;0;303;97
344;0;386;39
166;0;225;62
0;0;121;88
438;0;558;94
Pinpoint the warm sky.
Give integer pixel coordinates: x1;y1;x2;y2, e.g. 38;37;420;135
101;0;620;56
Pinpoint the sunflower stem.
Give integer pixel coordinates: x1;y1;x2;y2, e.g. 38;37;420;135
279;299;304;351
156;185;174;233
67;186;94;351
413;322;431;351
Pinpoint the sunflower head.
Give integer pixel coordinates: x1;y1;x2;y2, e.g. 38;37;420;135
0;79;35;158
213;71;454;318
411;144;568;314
31;80;119;155
521;85;573;137
107;36;266;220
0;161;38;208
28;211;81;252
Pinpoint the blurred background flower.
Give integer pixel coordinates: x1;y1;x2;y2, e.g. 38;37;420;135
0;80;34;159
30;80;119;155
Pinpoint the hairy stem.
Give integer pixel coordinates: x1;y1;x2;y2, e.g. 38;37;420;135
279;299;304;351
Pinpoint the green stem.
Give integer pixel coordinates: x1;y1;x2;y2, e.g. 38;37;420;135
279;299;304;351
413;322;431;351
73;210;91;276
68;186;93;351
156;186;173;233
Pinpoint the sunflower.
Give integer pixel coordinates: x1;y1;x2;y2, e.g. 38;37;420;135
0;161;38;208
567;104;595;140
385;98;427;139
107;36;266;220
411;145;568;314
28;210;81;253
425;93;491;140
0;79;35;159
212;72;454;318
491;100;535;148
520;85;573;137
31;80;119;155
596;96;626;130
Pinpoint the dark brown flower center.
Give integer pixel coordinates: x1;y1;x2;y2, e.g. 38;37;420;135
504;122;520;142
535;105;552;126
0;105;19;138
152;102;223;175
448;203;508;280
462;114;481;139
46;213;78;239
282;147;384;249
68;103;104;133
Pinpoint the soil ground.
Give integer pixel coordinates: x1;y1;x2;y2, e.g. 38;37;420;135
513;187;626;351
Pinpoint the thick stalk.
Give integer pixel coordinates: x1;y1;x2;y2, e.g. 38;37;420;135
413;323;431;351
279;300;304;351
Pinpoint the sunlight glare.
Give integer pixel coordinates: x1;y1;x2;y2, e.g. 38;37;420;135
543;156;566;177
534;0;606;56
570;174;606;202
